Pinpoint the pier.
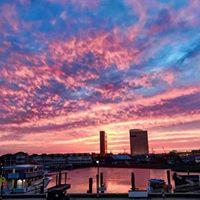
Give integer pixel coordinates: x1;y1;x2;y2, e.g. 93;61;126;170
1;193;200;200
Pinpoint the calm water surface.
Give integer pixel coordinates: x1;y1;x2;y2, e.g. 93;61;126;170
49;167;172;193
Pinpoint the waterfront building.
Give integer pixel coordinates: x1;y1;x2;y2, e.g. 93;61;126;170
130;129;149;155
100;131;107;156
14;152;29;164
29;154;67;170
191;149;200;156
29;154;43;165
105;154;132;165
0;152;29;166
67;153;92;166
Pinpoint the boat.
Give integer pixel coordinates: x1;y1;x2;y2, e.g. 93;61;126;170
1;164;51;194
173;172;200;192
148;178;168;193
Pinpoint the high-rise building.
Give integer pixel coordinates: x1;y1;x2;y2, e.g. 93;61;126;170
100;131;107;156
130;129;149;155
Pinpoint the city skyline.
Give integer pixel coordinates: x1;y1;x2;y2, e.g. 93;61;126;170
0;0;200;154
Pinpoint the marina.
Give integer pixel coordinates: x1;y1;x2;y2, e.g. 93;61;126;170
48;167;200;193
49;167;168;193
1;165;200;199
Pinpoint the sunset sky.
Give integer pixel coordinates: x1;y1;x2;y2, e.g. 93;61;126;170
0;0;200;154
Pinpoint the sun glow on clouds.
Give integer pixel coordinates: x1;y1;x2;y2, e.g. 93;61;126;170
0;0;200;154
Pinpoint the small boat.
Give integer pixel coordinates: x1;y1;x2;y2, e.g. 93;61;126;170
173;172;200;192
1;164;51;194
148;178;168;193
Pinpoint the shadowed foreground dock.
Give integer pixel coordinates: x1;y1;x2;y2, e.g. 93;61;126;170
70;198;200;200
69;193;200;200
2;198;200;200
2;193;200;200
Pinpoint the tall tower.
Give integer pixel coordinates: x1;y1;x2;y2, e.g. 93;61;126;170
130;129;149;156
100;131;107;156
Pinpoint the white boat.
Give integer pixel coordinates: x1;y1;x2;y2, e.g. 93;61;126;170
1;164;51;194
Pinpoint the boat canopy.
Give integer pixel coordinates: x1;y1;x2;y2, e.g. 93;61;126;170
149;179;165;184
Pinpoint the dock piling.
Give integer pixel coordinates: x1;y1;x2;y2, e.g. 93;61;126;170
64;172;67;184
87;177;93;193
131;172;135;191
96;174;99;194
58;171;62;185
167;170;171;192
100;172;104;193
100;172;103;187
56;174;58;186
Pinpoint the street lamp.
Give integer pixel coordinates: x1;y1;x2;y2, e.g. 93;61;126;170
96;160;99;176
96;160;100;195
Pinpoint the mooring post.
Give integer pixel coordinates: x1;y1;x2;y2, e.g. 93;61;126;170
100;172;103;187
167;170;171;192
87;177;93;193
131;172;135;191
64;172;67;184
100;172;104;193
56;174;58;186
58;171;62;185
96;174;99;195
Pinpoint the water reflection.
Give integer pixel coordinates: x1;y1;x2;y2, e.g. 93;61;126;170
49;167;169;193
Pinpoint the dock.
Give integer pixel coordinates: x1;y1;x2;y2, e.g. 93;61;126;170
1;193;200;200
1;169;199;199
1;198;199;200
69;193;200;199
